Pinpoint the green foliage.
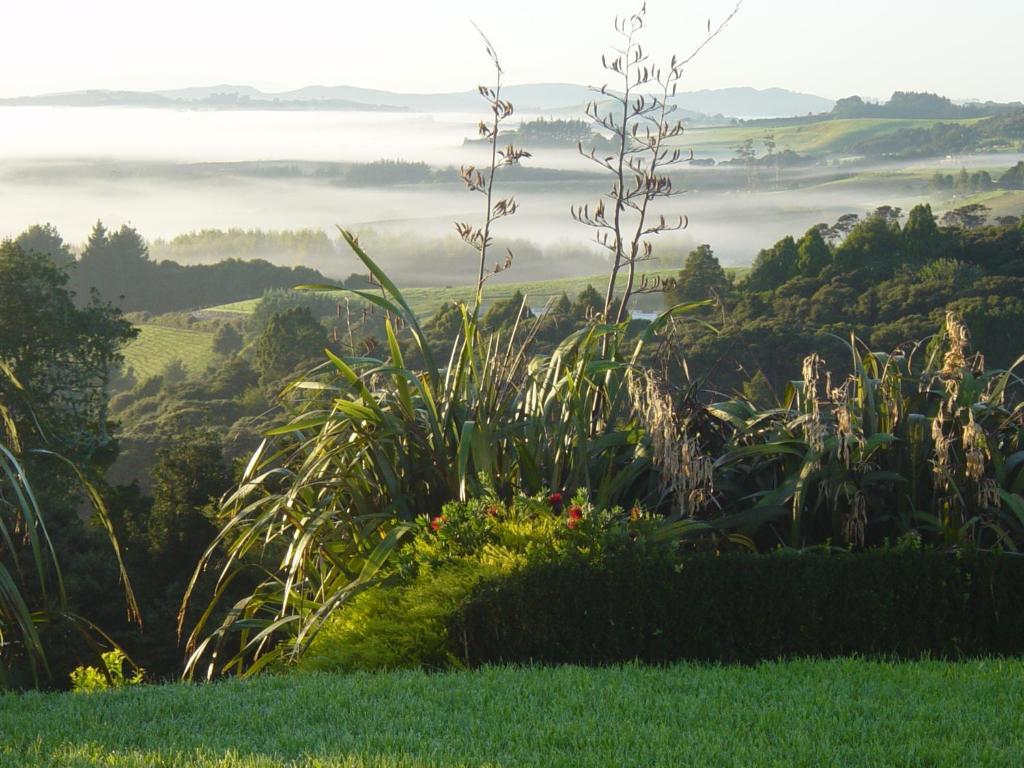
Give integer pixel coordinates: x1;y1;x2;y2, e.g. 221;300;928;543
1000;161;1024;190
245;288;342;336
14;224;74;267
454;549;1024;666
916;258;983;287
253;306;328;380
144;430;229;564
745;235;798;292
159;358;188;387
66;222;334;314
298;495;629;673
795;227;831;276
212;324;244;357
482;290;531;333
0;240;136;460
69;650;142;693
666;244;732;304
1;377;138;688
182;232;709;678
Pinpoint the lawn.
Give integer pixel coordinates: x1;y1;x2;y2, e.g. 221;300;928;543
2;660;1022;767
122;324;217;381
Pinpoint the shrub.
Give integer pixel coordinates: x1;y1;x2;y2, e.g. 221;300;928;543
69;650;143;693
299;496;580;672
452;548;1024;666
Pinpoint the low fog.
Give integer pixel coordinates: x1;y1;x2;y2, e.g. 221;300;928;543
2;106;1021;282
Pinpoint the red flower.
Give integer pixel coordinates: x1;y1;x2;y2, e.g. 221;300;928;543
566;505;583;529
430;515;446;532
548;492;563;507
485;505;499;518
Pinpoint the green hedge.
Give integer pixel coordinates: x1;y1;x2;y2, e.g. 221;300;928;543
450;549;1024;665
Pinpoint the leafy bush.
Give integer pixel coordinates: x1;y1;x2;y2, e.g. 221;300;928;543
182;232;707;678
452;548;1024;666
69;650;143;693
296;494;693;672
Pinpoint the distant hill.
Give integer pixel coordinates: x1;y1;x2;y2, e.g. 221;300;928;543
669;87;833;118
0;89;405;112
2;83;837;119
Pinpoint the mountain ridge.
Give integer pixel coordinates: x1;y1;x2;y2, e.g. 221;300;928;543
1;83;836;119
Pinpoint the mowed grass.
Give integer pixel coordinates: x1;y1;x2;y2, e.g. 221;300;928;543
682;117;982;157
122;324;217;381
2;660;1023;767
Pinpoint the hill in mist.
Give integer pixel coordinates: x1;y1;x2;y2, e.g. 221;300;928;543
2;83;835;119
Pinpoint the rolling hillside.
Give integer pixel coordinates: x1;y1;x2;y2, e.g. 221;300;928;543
122;325;217;381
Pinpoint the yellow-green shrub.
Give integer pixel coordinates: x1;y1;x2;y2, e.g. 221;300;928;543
298;496;570;672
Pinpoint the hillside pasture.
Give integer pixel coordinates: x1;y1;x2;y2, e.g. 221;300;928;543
122;324;217;381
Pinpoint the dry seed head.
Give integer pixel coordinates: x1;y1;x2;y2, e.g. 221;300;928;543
962;411;988;481
629;371;713;514
842;492;867;547
941;312;970;376
931;408;952;490
978;478;1000;509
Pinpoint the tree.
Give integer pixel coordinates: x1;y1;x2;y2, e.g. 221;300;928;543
667;244;732;304
745;236;798;292
145;430;230;565
571;285;605;319
832;215;903;277
902;204;944;262
0;240;136;460
999;161;1024;190
254;307;328;380
941;204;991;230
212;324;244;357
795;227;831;276
14;224;74;267
73;222;151;307
160;359;188;387
483;291;531;334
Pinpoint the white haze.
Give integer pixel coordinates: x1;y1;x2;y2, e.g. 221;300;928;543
1;106;1022;280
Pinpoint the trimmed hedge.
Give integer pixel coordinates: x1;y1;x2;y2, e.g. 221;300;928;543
449;549;1024;665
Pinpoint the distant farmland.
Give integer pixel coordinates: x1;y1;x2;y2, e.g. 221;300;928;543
205;268;750;320
122;324;217;381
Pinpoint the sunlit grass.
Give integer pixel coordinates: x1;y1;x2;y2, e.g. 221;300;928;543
122;324;217;380
682;117;983;156
2;660;1022;767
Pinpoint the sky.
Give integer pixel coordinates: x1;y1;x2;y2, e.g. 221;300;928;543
1;0;1021;103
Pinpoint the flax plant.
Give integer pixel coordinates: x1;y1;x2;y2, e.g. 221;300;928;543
705;318;1024;550
572;2;741;323
0;367;138;688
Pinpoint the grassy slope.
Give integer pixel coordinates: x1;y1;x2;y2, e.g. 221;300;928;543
683;117;982;157
2;660;1023;767
122;324;217;381
205;268;749;320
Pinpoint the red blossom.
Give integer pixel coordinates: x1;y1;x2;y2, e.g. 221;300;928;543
548;492;563;507
566;505;583;529
485;505;499;517
430;515;446;532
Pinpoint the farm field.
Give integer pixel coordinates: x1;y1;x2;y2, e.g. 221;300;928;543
206;267;750;320
122;324;217;381
2;660;1022;767
682;117;983;158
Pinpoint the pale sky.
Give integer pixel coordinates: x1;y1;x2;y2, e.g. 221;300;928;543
1;0;1021;102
